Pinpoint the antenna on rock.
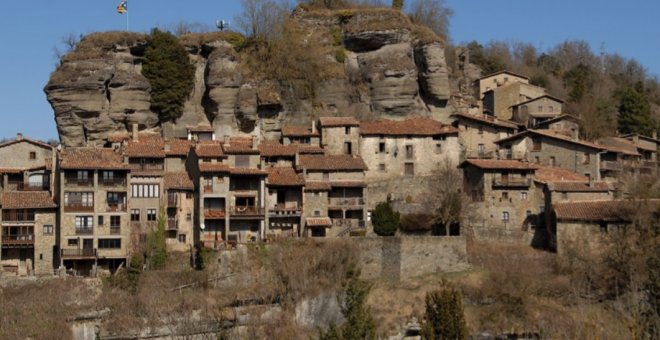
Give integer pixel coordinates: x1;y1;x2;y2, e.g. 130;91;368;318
215;20;230;31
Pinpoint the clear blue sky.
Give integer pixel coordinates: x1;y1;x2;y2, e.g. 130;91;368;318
1;0;658;141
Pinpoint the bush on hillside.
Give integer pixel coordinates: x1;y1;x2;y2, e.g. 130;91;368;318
372;201;400;236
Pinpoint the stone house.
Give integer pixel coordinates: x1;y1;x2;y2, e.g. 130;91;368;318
296;154;368;237
265;166;305;238
318;117;361;156
281;123;321;146
475;70;530;101
358;117;460;182
258;140;324;168
551;199;660;256
163;172;195;252
595;137;644;179
604;134;659;175
458;159;541;245
510;95;563;127
532;114;580;133
1;191;57;276
58;147;131;276
483;82;547;120
452;112;520;159
0;133;55;199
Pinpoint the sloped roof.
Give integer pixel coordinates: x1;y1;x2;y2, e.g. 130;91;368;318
304;181;332;191
124;135;166;158
0;136;53;151
510;94;564;108
495;130;640;155
330;181;367;187
281;126;320;137
60;148;129;170
535;114;581;127
453;112;520;130
534;166;587;183
621;133;660;144
478;70;530;81
258;141;324;157
199;163;230;173
223;137;259;154
297;155;367;171
196;140;226;158
554;199;660;222
229;168;268;176
2;191;57;209
359;117;458;136
318;117;360;127
547;181;612;192
306;217;332;227
165;139;194;156
266;167;305;186
459;159;538;170
164;172;194;190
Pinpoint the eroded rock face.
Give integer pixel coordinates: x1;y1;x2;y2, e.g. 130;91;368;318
46;13;454;146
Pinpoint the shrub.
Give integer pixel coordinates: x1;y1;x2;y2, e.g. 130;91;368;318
141;29;195;122
421;279;468;340
195;246;217;270
372;201;400;236
332;26;343;46
336;10;355;24
335;48;347;63
400;213;434;232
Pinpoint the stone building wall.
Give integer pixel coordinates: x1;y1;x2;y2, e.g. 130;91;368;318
477;73;529;100
457;118;516;156
321;126;360;156
487;83;545;120
0;140;52;170
34;209;57;275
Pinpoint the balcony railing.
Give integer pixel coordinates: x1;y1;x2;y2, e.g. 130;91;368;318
129;163;164;172
61;248;96;258
328;197;365;206
110;226;121;235
269;203;303;217
204;208;226;219
101;178;126;187
2;234;34;244
465;149;496;159
167;194;178;208
7;181;48;191
167;219;178;230
65;178;93;187
2;210;35;222
332;219;363;228
600;161;623;172
75;227;94;235
229;206;265;216
64;203;94;213
492;178;531;187
641;161;657;169
106;203;127;212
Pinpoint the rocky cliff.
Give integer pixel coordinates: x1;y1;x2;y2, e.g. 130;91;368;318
45;7;461;147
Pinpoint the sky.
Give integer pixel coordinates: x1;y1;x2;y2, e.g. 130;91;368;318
1;0;659;141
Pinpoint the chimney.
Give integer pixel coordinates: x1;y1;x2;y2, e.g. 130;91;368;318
16;133;23;140
312;120;316;134
295;152;300;167
164;142;171;152
589;176;594;188
654;130;658;140
571;128;578;141
132;123;139;141
224;135;231;148
252;135;258;150
633;135;639;144
303;166;307;178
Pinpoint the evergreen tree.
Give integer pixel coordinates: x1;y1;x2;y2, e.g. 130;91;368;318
372;201;400;236
563;63;593;103
618;84;653;136
421;279;468;340
392;0;404;10
148;207;168;269
142;29;195;121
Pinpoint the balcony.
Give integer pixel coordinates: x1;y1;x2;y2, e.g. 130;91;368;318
61;248;97;258
269;203;303;217
101;177;127;187
204;208;226;219
600;161;623;172
7;181;49;191
64;203;94;213
129;163;164;172
2;234;34;245
65;178;93;187
328;197;365;207
167;219;178;231
640;161;657;169
167;194;178;208
75;227;94;235
110;226;121;235
2;210;35;222
491;178;531;188
229;206;265;216
106;203;127;213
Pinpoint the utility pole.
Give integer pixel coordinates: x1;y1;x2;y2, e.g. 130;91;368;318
600;42;606;74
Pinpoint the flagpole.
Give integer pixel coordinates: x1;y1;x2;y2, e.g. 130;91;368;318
126;1;129;31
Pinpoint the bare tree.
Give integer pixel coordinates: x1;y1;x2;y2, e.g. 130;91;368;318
234;0;292;40
427;158;475;236
165;20;214;37
407;0;454;41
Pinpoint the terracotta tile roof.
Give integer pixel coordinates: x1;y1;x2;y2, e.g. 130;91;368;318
606;136;657;152
229;168;268;176
0;136;54;151
535;114;580;126
196;140;226;158
124;135;166;158
223;137;259;154
60;148;129;170
165;139;194;156
164;172;194;190
304;181;332;191
478;70;530;81
266;167;305;186
0;169;22;174
330;181;367;187
306;217;332;227
360;117;458;136
0;164;47;173
547;181;612;192
554;199;660;222
107;133;130;143
281;126;320;137
510;94;564;108
297;155;368;171
187;126;216;132
258;141;324;157
534;166;588;183
318;117;360;127
2;191;57;209
459;159;538;170
199;163;230;173
453;113;520;130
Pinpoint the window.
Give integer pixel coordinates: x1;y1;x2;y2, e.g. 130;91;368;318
521;192;527;200
75;216;93;228
549;106;554;113
478;126;484;135
585;173;591;181
583;153;590;164
147;209;157;221
186;213;192;221
502;192;509;199
406;145;414;159
599;222;608;233
379;164;386;172
68;239;78;246
504;77;509;82
404;163;414;177
98;216;104;226
65;192;94;207
131;184;160;198
502;212;509;221
345;127;350;135
534;156;540;164
110;216;120;228
43;225;53;235
478;144;485;155
435;143;442;154
493;78;498;83
178;234;186;244
344;142;352;155
323;172;329;180
186;192;193;199
131;209;140;222
98;239;121;249
29;151;36;160
216;176;224;183
532;139;542;151
526;210;532;217
550;156;556;167
562;192;568;200
379;142;385;153
537;106;543;112
233;178;252;191
314;210;320;216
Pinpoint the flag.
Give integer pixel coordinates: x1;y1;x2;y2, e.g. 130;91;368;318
117;0;127;14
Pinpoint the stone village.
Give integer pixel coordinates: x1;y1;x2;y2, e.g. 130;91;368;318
1;70;657;277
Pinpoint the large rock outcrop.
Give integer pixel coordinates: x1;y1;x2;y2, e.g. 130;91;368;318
45;8;455;146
